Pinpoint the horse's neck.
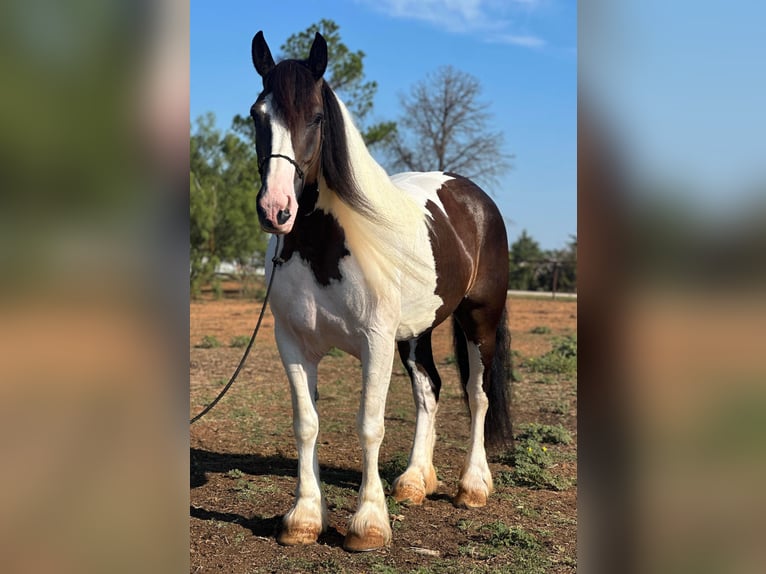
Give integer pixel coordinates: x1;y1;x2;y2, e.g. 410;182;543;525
326;93;407;212
319;111;431;299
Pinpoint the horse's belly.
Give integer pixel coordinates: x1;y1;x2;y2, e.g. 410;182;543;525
396;285;442;340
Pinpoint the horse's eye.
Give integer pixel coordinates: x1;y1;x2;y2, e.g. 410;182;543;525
311;113;324;126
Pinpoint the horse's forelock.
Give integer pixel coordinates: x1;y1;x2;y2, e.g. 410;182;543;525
262;61;320;130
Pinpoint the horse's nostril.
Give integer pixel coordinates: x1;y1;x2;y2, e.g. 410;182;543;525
277;209;291;225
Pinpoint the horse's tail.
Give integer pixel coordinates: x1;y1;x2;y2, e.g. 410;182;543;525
452;308;514;450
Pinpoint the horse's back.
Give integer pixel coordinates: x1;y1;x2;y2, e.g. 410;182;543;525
390;170;506;250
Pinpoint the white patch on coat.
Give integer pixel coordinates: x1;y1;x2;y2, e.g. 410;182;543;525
259;94;297;229
389;171;451;216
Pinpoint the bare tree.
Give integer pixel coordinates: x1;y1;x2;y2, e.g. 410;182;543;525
388;65;512;188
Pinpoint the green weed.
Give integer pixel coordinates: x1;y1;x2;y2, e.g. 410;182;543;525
196;335;221;348
380;452;409;485
459;523;545;567
229;335;251;348
540;399;570;416
523;334;576;375
326;347;345;358
482;522;540;550
516;422;572;445
323;483;352;511
497;424;573;491
529;325;552;334
386;495;403;516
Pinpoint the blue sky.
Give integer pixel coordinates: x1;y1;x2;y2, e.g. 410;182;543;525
191;0;576;250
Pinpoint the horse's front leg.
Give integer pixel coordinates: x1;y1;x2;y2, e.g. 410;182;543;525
274;325;327;545
344;338;395;552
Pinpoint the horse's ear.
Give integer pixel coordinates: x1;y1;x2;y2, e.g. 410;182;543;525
252;31;275;77
307;32;327;81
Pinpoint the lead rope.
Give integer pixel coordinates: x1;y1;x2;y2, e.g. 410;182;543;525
190;236;285;424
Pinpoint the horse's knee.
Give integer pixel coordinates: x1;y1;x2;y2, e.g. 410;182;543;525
293;412;319;442
356;418;385;447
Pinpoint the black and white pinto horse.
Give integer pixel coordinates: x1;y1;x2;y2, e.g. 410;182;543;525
250;31;512;551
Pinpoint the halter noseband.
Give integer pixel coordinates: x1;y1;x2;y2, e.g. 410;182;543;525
258;153;305;181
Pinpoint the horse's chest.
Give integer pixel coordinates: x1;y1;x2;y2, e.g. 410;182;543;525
268;255;373;350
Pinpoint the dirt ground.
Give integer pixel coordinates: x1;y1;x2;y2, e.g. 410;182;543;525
190;294;576;573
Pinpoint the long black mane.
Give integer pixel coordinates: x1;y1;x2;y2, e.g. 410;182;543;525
318;81;374;218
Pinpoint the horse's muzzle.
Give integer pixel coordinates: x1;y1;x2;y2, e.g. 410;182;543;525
257;204;294;234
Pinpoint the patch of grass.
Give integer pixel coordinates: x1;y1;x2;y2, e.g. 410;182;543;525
323;483;352;511
233;478;256;501
523;334;576;375
482;521;540;550
225;468;244;479
326;346;345;358
233;531;247;544
386;495;403;516
540;399;570;416
229;335;251;348
516;422;573;445
497;424;573;491
529;325;552;334
380;452;409;486
443;354;456;365
459;523;546;569
196;334;221;349
457;518;479;532
504;441;571;491
323;419;346;433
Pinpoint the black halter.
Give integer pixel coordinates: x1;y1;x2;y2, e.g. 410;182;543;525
258;153;305;181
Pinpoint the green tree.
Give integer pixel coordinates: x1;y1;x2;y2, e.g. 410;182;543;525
190;113;267;297
279;19;396;147
541;235;577;293
508;230;546;291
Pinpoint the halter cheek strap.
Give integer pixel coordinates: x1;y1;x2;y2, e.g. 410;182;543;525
258;154;305;181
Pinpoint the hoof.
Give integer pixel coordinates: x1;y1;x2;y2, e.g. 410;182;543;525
343;527;389;552
277;525;321;546
391;480;426;505
453;486;488;509
392;466;437;505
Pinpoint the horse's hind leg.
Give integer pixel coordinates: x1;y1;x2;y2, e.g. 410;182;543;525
452;304;504;508
391;334;440;505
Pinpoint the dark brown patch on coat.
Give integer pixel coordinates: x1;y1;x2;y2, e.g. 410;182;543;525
279;182;350;286
425;173;508;328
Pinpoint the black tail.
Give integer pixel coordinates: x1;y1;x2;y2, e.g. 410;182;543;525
452;309;514;450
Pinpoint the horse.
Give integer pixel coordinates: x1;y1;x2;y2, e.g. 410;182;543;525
249;31;512;552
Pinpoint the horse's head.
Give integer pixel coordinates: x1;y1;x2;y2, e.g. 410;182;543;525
250;31;327;234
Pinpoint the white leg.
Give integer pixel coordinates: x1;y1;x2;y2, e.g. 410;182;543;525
344;339;395;552
454;342;493;508
392;340;438;504
274;325;326;545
